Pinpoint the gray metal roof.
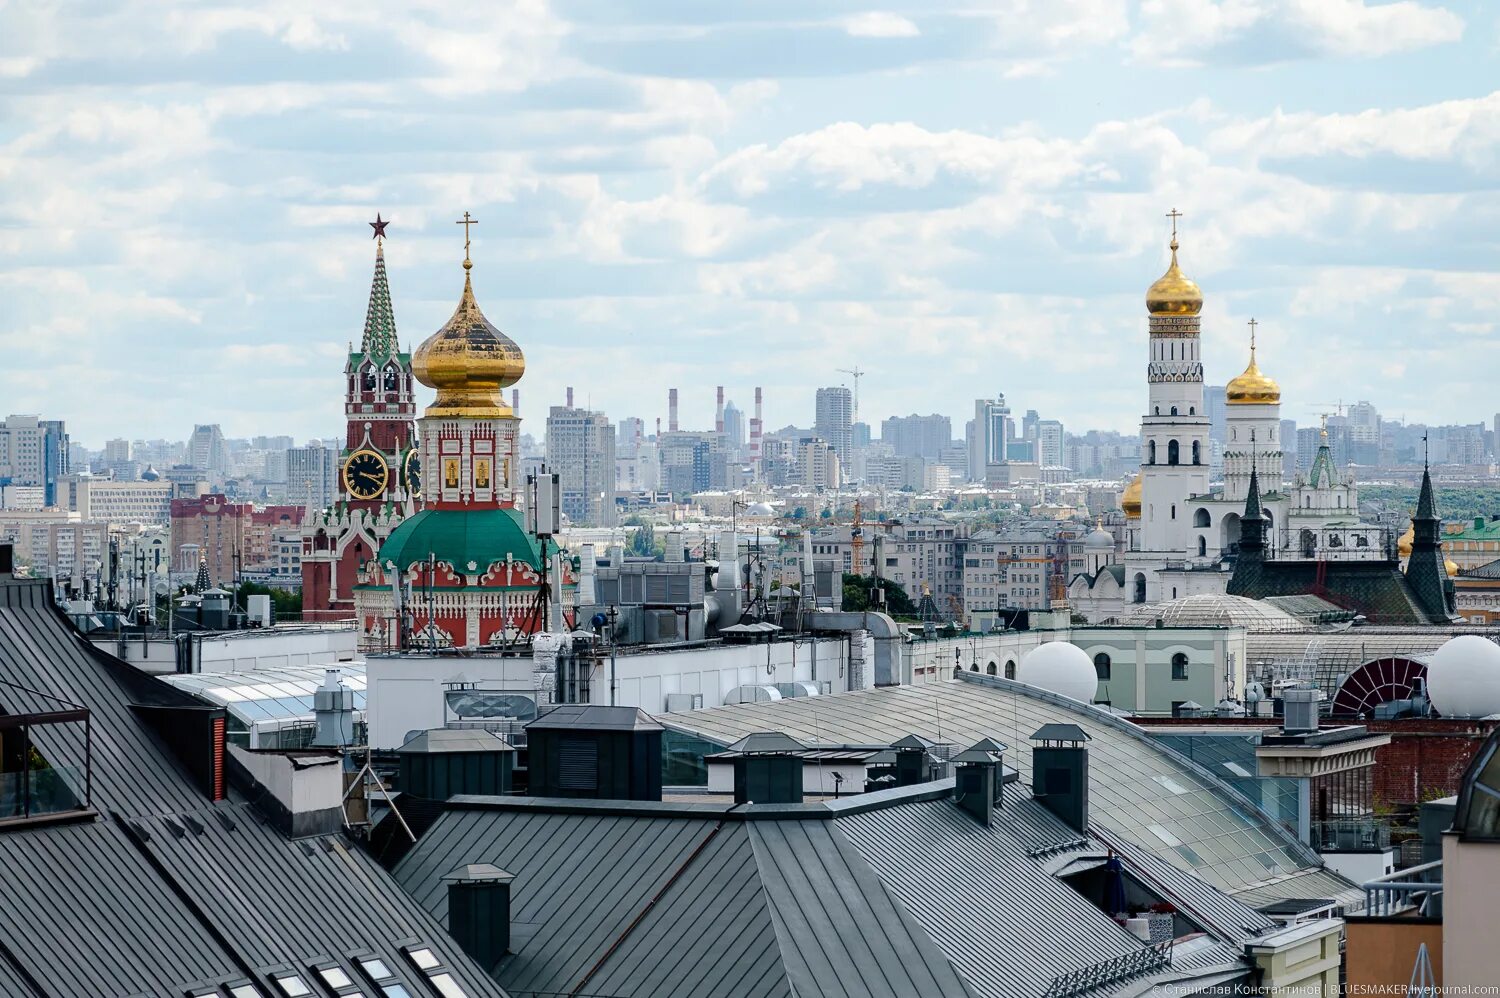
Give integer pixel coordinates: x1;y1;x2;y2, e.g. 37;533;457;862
834;793;1151;997
0;577;508;998
394;800;974;998
398;727;515;753
1230;868;1367;914
662;673;1328;895
1032;723;1091;743
527;703;665;731
723;731;808;755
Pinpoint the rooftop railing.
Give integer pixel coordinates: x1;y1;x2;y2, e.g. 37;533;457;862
1362;860;1443;919
1312;818;1391;853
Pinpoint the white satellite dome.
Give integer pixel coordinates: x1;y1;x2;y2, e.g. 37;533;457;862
1016;642;1098;704
1427;635;1500;719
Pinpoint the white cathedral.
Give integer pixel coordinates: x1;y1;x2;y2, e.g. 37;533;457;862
1070;220;1386;622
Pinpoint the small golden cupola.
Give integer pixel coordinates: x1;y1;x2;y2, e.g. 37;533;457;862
1122;473;1143;519
1226;318;1280;405
1145;213;1202;315
412;212;524;419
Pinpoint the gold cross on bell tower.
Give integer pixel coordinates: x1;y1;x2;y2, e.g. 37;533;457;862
1166;207;1183;240
456;211;479;270
1248;316;1258;353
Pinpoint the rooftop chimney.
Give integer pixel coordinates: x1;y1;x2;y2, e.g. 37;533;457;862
566;386;574;408
891;733;939;787
725;732;806;804
715;386;725;435
952;738;1007;826
0;541;13;578
525;705;665;801
749;388;764;477
444;864;514;971
1030;724;1091;833
668;389;679;433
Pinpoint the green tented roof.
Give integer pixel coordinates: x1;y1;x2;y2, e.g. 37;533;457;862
379;507;546;573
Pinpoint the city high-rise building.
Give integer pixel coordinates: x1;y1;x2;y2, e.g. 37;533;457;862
0;415;70;508
617;417;646;457
1205;385;1227;445
287;445;339;511
968;396;1010;482
1036;419;1065;468
187;424;229;475
814;387;853;475
881;413;951;459
722;401;746;453
797;438;841;490
545;404;618;526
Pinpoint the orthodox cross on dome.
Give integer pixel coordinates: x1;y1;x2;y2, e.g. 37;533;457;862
456;211;479;269
369;213;390;242
1166;207;1183;241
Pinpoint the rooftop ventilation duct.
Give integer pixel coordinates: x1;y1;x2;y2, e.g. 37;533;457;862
311;669;355;748
1030;723;1092;833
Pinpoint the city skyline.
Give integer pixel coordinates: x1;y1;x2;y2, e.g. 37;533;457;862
4;2;1498;444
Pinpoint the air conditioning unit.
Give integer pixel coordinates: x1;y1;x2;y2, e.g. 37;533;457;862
664;693;703;713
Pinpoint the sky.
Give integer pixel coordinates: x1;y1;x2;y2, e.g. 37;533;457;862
2;0;1498;448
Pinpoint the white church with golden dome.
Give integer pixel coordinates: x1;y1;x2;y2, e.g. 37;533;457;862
1071;215;1389;619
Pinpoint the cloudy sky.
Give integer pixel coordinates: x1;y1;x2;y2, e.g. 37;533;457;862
3;0;1497;447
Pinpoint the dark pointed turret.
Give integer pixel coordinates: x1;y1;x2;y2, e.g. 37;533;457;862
1405;461;1455;622
1226;466;1266;596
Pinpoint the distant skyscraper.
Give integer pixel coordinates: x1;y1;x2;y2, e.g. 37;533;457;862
187;424;229;475
1205;385;1227;445
851;421;871;450
722;401;746;453
1280;419;1298;479
814;387;853;475
881;414;951;459
968;396;1010;481
617;417;645;456
546;405;618;526
0;414;69;507
286;445;338;511
1036;419;1064;467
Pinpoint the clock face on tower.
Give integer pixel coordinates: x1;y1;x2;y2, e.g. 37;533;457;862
402;450;422;499
343;449;390;501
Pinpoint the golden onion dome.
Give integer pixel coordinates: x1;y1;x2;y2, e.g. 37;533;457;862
1146;237;1202;315
1397;522;1414;558
1122;474;1143;519
413;263;524;419
1226;350;1280;405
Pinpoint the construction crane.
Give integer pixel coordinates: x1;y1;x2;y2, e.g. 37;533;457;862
837;366;866;423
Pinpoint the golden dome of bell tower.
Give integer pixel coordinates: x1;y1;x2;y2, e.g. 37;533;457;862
413;212;524;419
1225;317;1280;405
1145;211;1202;316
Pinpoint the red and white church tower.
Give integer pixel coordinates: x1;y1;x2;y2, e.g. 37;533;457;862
301;216;420;620
354;213;575;648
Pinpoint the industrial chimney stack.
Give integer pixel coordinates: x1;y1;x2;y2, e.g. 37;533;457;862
669;388;679;432
715;386;725;435
750;387;764;477
566;386;574;408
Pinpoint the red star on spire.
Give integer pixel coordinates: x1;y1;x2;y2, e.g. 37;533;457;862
369;213;390;240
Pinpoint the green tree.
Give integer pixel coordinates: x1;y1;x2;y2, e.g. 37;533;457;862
237;581;302;622
627;520;658;558
840;573;917;616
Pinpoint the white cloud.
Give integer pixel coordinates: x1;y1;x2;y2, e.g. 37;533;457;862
842;12;921;38
1133;0;1463;62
